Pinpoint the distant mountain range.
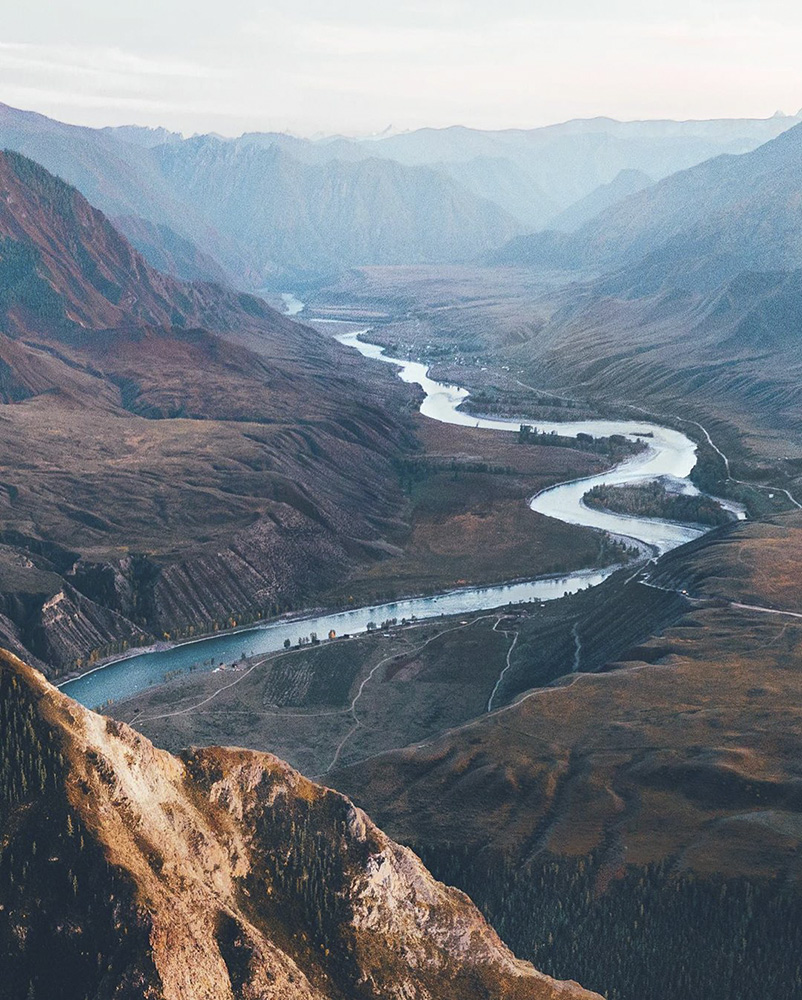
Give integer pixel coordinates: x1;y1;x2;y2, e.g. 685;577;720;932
482;118;802;440
2;102;800;287
493;120;802;292
297;115;800;221
0;104;519;287
150;135;519;280
546;168;654;232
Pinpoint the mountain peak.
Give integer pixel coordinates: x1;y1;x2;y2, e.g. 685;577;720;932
0;648;600;999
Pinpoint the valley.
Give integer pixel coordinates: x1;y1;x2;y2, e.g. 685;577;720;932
329;514;802;998
96;274;802;1000
0;153;420;678
2;77;802;1000
0;150;693;685
62;305;721;710
309;263;802;495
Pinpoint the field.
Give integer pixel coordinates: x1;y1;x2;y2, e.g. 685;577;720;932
319;415;621;605
323;513;802;1000
331;514;802;871
112;613;516;777
110;560;685;780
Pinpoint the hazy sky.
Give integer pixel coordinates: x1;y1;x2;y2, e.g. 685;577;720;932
2;1;801;136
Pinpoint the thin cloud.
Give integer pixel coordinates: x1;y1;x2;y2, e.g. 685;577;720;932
0;83;238;117
0;42;219;81
2;2;801;133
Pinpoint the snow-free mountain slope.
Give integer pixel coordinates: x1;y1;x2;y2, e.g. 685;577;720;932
0;150;413;673
0;648;601;1000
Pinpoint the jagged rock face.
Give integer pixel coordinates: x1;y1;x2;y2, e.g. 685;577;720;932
0;650;600;1000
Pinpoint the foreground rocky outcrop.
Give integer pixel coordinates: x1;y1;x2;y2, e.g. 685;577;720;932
0;648;600;1000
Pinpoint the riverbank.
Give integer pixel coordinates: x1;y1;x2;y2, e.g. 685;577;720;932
107;560;681;772
318;414;634;606
62;318;716;710
56;413;633;701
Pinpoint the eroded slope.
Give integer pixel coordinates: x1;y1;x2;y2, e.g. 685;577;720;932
0;650;599;1000
0;150;415;674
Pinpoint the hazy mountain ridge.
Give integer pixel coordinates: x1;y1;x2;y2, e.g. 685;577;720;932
151;136;520;279
496;120;802;292
335;114;802;225
547;168;654;232
3;103;799;287
101;124;185;148
113;215;231;284
0;104;521;287
479;120;802;437
231;114;802;230
430;156;557;227
332;514;802;998
0;647;601;1000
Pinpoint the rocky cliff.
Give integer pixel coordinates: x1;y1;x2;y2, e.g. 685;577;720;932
0;648;600;1000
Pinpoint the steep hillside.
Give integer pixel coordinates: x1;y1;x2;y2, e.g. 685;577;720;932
113;215;230;284
0;151;415;675
547;169;653;232
573;120;802;289
501;264;802;445
333;514;802;999
0;149;209;333
0;649;599;1000
0;104;520;287
496;120;802;292
151;138;519;279
0;102;251;286
4;104;800;285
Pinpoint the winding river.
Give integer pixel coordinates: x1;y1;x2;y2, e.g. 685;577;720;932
60;316;734;709
333;331;721;554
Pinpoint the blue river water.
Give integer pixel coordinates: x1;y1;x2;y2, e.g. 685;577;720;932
60;311;735;709
60;569;615;708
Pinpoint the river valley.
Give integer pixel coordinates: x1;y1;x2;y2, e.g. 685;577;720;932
61;309;737;709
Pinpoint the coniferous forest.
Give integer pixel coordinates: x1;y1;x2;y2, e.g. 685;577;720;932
416;845;802;1000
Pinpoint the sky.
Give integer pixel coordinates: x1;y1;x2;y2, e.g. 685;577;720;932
1;0;801;136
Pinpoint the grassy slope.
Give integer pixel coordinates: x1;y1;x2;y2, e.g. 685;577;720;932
320;416;617;604
331;513;802;874
324;514;802;1000
109;563;684;782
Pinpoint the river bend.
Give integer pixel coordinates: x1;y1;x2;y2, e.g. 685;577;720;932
61;319;731;708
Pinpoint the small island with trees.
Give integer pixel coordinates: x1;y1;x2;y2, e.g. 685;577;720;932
583;481;736;527
518;424;649;462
